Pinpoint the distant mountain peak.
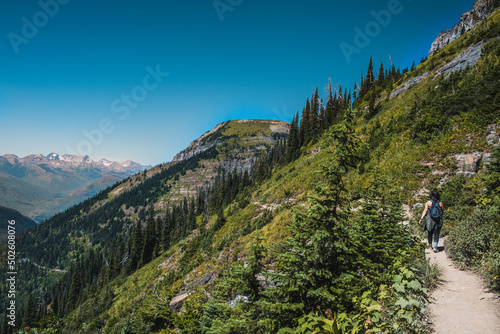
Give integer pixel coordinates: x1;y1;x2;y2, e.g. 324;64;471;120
47;152;60;160
0;153;151;220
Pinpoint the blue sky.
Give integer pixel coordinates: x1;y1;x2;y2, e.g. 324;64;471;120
0;0;475;165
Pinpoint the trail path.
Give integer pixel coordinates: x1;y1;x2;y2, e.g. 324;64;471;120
22;258;68;273
426;237;500;333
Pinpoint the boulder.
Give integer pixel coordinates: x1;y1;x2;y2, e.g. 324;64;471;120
454;152;484;176
169;293;190;312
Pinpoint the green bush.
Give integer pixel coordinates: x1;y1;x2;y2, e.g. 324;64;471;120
446;208;499;267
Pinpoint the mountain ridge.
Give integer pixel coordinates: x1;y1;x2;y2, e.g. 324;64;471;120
429;0;498;55
0;153;151;221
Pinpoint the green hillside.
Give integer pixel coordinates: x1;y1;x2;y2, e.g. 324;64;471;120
0;206;37;241
1;6;499;334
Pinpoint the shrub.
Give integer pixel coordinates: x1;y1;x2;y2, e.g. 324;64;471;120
446;207;497;267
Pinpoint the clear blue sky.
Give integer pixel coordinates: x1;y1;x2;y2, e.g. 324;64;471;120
0;0;475;165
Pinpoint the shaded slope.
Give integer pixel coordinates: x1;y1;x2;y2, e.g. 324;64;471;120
0;206;37;241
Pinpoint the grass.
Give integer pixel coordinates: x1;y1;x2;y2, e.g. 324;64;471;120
413;257;443;291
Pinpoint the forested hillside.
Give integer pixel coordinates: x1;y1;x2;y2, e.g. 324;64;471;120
1;4;499;334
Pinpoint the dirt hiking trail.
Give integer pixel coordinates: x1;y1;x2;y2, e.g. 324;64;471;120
426;236;500;333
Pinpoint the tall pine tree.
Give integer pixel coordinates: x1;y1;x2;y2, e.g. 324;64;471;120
265;105;363;329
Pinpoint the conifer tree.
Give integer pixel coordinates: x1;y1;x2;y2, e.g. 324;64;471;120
266;105;362;328
301;98;311;144
326;79;335;126
319;102;326;131
310;88;320;134
191;197;198;228
359;70;366;98
377;61;385;87
366;56;375;90
68;255;82;306
21;295;37;329
356;166;417;279
162;210;173;252
128;219;143;272
287;113;300;161
140;207;157;266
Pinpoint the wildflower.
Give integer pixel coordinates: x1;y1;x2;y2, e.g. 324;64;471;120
495;276;498;280
489;267;492;271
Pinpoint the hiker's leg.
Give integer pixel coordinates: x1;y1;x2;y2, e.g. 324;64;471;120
433;221;442;247
428;229;433;246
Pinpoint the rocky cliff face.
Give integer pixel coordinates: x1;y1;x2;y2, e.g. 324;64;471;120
429;0;497;56
162;119;290;204
172;121;229;162
172;119;289;165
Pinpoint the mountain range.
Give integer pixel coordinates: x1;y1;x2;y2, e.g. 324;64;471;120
0;153;151;222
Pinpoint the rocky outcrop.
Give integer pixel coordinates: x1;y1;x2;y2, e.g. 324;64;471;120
172;121;229;162
429;0;496;56
169;293;190;312
437;42;484;76
390;72;430;99
391;41;484;100
486;124;500;146
454;152;484;176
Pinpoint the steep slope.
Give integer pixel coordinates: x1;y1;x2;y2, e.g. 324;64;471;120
0;206;37;240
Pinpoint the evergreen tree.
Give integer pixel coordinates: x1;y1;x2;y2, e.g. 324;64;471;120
359;70;366;98
356;168;416;277
127;219;143;272
326;79;335;125
162;210;173;252
377;61;385;87
319;102;326;131
310;88;320;135
287;113;300;161
140;207;157;266
21;295;37;329
300;99;312;145
67;255;82;307
188;197;197;231
366;56;375;90
265;105;363;329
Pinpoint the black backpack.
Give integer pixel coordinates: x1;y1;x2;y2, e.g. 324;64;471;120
429;200;442;222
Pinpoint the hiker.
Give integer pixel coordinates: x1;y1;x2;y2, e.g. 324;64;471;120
418;189;444;253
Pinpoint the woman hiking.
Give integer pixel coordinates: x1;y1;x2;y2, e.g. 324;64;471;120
419;189;444;253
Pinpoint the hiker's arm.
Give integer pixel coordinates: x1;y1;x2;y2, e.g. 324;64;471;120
419;202;429;224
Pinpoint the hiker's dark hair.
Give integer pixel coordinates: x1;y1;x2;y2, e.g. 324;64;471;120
431;189;440;201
